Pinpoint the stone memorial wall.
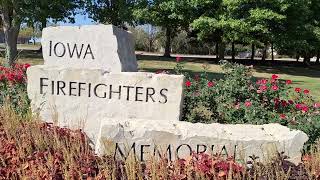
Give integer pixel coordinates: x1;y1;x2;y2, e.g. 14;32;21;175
41;25;138;72
27;24;308;165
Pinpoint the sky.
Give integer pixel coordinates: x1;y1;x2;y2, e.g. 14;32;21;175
59;14;95;26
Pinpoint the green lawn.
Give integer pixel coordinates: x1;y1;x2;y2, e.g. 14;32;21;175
2;51;319;99
138;57;320;99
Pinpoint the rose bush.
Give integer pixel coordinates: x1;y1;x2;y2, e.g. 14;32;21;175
170;59;320;145
0;63;30;116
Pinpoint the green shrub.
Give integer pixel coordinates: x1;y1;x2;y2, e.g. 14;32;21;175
171;58;320;145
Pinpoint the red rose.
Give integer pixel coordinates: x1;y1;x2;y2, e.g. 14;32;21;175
295;88;301;93
288;100;294;104
176;56;182;63
286;80;292;85
5;73;15;81
15;72;23;82
185;80;192;87
259;85;268;92
244;101;252;107
295;103;309;112
280;114;286;119
303;89;310;94
207;81;215;87
271;85;279;91
281;100;288;107
302;106;309;113
261;79;268;84
24;63;31;69
295;103;304;110
272;74;279;80
0;74;4;81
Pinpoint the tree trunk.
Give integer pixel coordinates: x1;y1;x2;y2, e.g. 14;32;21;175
215;42;219;60
262;44;267;61
251;43;255;61
218;42;225;60
4;27;20;66
303;54;311;65
164;27;172;57
1;6;21;66
316;51;320;64
148;39;152;52
231;42;235;61
36;19;47;54
296;54;300;62
41;20;47;31
271;42;274;61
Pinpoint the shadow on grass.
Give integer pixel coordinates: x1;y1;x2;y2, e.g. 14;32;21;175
141;68;311;87
0;50;43;60
141;68;225;80
3;50;320;79
254;65;320;78
137;54;220;64
138;54;320;78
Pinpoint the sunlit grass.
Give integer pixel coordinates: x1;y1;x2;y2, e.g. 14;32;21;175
1;51;318;99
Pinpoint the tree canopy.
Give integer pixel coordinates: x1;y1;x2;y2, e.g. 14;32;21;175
0;0;82;66
2;0;320;64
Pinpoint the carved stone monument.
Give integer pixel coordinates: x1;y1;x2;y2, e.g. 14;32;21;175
27;24;308;165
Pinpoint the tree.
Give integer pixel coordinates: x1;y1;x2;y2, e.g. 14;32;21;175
275;0;320;64
226;0;285;61
86;0;136;28
19;25;41;44
191;0;248;60
134;0;194;57
0;0;81;66
0;1;25;66
146;25;158;52
28;0;81;30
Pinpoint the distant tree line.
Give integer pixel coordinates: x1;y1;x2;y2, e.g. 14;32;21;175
1;0;320;66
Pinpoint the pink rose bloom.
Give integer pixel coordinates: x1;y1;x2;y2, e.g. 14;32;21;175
176;56;182;62
261;79;268;84
286;80;292;85
302;106;309;113
314;103;320;109
271;85;279;91
259;85;268;92
280;114;286;119
245;101;252;107
207;81;215;87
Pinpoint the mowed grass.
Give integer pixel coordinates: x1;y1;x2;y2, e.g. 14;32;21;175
138;56;320;99
2;51;319;99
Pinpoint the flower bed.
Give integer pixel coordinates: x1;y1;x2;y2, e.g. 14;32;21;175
0;61;319;179
0;108;318;179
